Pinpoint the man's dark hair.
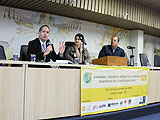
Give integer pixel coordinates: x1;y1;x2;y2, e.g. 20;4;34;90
75;33;84;40
39;25;50;32
111;36;120;42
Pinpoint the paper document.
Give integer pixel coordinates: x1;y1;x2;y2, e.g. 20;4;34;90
55;60;73;64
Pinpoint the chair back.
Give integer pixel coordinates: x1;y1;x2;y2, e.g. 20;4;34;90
124;52;129;65
20;45;28;61
65;41;75;48
154;55;160;67
0;45;6;60
139;53;150;66
64;41;75;59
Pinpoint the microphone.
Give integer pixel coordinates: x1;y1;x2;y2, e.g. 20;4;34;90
47;41;53;46
46;42;53;53
127;46;135;49
79;36;87;45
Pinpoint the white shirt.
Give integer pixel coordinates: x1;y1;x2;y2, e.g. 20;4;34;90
112;46;117;53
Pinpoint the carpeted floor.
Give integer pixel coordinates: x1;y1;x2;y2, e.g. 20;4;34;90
130;112;160;120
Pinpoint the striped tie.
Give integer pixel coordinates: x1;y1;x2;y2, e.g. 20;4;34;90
42;43;46;52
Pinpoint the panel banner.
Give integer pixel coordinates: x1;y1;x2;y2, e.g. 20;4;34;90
81;66;150;116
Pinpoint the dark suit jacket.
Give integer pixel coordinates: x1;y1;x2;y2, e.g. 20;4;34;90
98;45;125;58
27;38;62;62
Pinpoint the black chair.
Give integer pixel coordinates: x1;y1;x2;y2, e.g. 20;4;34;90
20;45;28;61
139;53;150;66
64;41;75;59
65;41;75;48
0;45;6;60
154;55;160;67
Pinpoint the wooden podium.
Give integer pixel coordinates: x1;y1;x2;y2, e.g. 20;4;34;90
92;56;127;66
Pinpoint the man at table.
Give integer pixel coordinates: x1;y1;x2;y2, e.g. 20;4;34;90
27;25;65;62
98;36;125;58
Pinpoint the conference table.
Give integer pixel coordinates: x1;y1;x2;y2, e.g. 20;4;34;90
0;60;160;120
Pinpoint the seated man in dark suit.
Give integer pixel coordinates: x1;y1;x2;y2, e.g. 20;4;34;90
27;25;65;62
98;36;125;58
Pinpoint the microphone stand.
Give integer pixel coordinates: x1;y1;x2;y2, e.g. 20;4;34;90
129;48;134;66
81;43;86;65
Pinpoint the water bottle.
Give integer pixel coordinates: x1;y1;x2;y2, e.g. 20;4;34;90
147;62;151;67
134;63;137;67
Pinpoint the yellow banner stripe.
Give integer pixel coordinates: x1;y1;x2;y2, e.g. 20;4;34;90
81;66;150;71
81;85;148;103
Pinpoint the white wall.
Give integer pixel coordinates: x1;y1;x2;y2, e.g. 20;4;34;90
0;5;130;60
144;34;160;66
2;5;160;66
129;30;144;66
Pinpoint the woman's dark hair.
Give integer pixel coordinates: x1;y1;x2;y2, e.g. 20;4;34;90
75;33;84;40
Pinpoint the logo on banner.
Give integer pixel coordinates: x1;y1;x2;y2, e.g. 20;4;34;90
132;98;139;104
120;101;123;106
108;102;118;107
82;106;86;111
139;96;146;104
128;99;132;104
83;72;92;83
141;75;147;81
87;105;92;111
99;104;106;108
124;100;127;104
93;105;98;110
